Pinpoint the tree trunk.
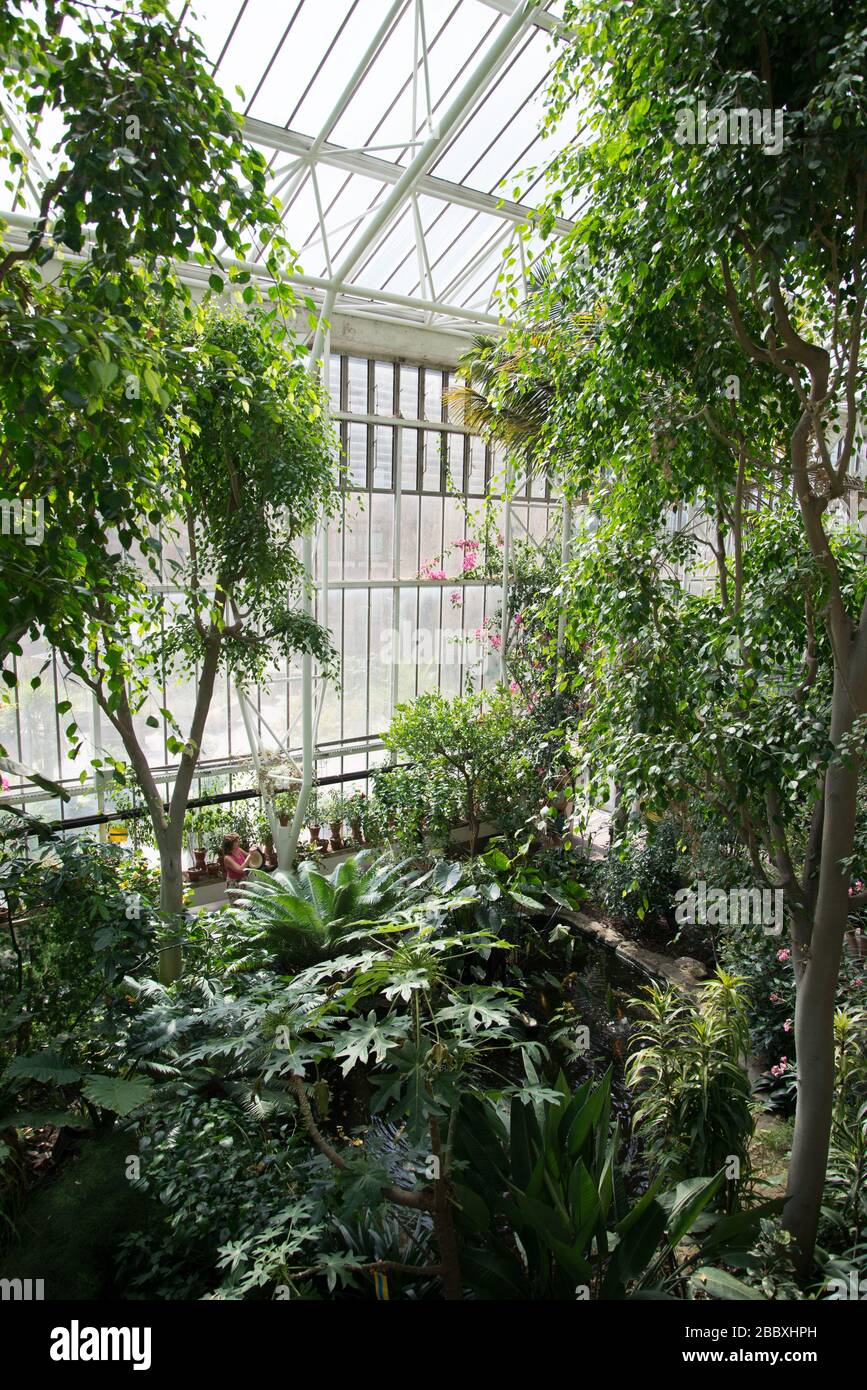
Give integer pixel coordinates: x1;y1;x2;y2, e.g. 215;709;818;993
783;688;861;1269
157;825;186;985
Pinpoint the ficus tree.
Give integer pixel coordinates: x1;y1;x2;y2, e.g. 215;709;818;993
53;305;338;983
0;0;300;668
518;0;867;1266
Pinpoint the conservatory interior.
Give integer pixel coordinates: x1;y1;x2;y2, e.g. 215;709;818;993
0;0;866;1316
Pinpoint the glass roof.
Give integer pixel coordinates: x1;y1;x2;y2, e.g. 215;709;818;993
176;0;581;333
0;1;581;336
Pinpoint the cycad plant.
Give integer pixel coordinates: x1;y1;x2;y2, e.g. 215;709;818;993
626;970;754;1203
234;851;415;971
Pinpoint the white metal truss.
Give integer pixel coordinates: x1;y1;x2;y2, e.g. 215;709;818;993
1;2;574;338
240;0;573;340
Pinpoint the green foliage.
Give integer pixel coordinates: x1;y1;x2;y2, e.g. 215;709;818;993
820;1007;867;1263
627;972;754;1196
454;1068;762;1299
602;817;681;924
379;688;547;852
0;0;299;673
0;814;157;1054
233;852;417;972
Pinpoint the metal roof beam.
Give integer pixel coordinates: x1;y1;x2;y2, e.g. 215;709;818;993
245;118;572;235
474;0;568;36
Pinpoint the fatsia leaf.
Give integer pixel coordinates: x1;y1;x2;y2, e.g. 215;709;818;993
81;1073;153;1115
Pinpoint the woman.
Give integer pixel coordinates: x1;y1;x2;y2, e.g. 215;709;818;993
222;833;255;886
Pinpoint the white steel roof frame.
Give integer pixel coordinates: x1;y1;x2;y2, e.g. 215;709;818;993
236;0;573;342
1;1;573;339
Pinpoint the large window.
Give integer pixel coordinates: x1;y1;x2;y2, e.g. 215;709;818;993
2;351;560;825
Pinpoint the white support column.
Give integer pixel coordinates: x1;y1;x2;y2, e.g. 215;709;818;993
500;460;513;683
284;530;315;866
391;422;403;720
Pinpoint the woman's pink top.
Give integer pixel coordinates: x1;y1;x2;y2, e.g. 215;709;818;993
225;847;247;881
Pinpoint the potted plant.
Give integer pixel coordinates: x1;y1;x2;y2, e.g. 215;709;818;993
345;789;367;845
273;789;297;827
306;788;321;846
319;790;345;851
253;810;279;868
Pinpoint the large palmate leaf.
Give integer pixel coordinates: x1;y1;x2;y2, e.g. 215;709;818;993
82;1073;153;1116
4;1050;83;1085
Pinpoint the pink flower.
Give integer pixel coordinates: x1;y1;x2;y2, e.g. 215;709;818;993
462;553;477;572
455;538;479;551
508;680;520;695
853;977;864;987
489;633;502;650
473;627;483;640
449;590;462;607
769;992;779;1002
428;568;447;581
513;612;524;627
783;1018;792;1032
0;773;9;792
777;948;791;962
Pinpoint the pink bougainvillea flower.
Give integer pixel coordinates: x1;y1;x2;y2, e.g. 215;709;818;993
449;590;462;607
777;947;791;962
513;612;524;627
489;633;502;650
783;1018;792;1032
508;679;520;695
428;568;447;581
473;627;483;640
462;553;477;572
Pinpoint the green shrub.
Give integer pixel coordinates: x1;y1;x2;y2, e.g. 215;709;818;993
602;816;681;923
376;688;547;853
626;970;754;1200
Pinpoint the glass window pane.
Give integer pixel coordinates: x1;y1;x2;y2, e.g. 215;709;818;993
400;365;419;420
401;427;419;491
373;425;393;490
347;357;368;414
346;422;368;486
374;362;395;416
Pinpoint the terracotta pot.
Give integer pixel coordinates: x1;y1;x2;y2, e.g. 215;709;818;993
350;820;363;845
308;823;321;842
193;847;207;871
329;820;344;852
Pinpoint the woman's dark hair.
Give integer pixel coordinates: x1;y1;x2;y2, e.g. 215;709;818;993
222;833;240;855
